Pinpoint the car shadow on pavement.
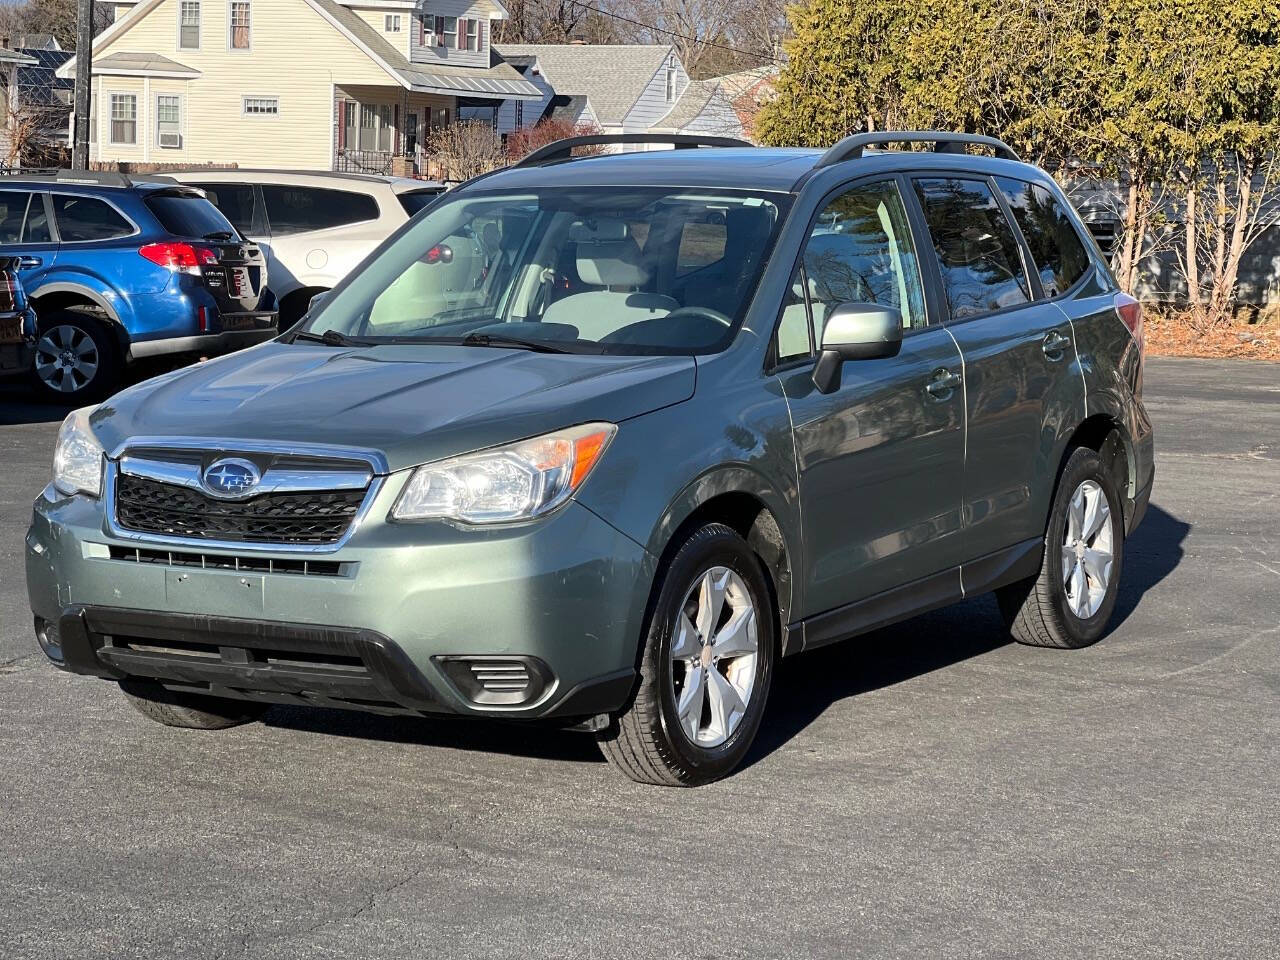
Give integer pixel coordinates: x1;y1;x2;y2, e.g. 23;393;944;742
742;502;1189;770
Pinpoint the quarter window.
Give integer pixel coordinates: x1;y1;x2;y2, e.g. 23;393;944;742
243;96;278;115
995;177;1092;297
109;93;137;144
778;179;928;361
178;0;200;48
191;183;257;234
229;0;251;49
51;195;134;242
260;185;379;235
914;177;1031;320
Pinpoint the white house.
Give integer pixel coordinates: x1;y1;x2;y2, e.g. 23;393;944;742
494;44;745;147
57;0;541;172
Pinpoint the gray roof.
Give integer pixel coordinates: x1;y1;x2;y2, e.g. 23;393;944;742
496;44;674;124
658;79;721;130
311;0;540;100
61;51;200;76
542;94;589;124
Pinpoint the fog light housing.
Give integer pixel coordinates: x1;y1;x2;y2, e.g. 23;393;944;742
35;616;63;663
434;655;554;707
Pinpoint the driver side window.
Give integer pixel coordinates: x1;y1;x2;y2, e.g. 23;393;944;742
775;179;928;363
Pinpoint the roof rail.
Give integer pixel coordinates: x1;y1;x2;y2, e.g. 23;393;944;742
0;168;177;187
514;133;752;168
814;131;1020;169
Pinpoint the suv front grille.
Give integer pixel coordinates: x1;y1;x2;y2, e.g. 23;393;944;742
115;473;366;545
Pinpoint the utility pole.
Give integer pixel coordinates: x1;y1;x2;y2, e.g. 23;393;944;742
71;0;94;169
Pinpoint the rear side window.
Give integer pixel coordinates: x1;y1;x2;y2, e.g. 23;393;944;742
144;192;238;239
51;194;134;242
260;185;379;235
195;183;257;235
914;178;1031;320
0;191;50;243
995;177;1092;296
397;189;444;216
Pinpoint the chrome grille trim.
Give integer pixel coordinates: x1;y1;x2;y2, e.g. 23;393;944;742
119;455;373;496
105;436;390;474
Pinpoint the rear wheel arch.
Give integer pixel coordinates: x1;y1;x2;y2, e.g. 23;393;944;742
1054;413;1133;529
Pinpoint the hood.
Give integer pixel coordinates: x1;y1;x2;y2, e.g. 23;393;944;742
92;342;696;471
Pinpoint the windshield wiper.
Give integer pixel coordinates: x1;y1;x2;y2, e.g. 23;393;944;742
460;331;575;354
292;329;370;347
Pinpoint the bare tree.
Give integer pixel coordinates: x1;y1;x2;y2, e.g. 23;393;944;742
493;0;620;43
425;120;507;182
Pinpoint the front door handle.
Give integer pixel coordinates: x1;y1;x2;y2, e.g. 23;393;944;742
925;369;962;398
1042;330;1071;358
17;256;41;269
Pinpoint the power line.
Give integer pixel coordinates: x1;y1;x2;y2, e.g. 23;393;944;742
561;0;785;64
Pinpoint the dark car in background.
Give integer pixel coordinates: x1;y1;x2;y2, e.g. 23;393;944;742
0;172;277;400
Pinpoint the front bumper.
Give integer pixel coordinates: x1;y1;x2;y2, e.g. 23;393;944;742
27;484;652;720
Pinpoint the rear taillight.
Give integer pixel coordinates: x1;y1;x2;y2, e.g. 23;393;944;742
139;242;218;275
1115;292;1143;350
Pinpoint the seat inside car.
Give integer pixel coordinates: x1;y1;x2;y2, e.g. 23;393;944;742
542;220;677;339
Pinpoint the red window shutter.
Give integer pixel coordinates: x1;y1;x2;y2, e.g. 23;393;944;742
460;18;468;49
436;16;445;47
417;15;424;45
477;20;485;52
337;100;346;148
393;103;400;154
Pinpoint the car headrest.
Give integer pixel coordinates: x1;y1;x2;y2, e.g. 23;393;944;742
577;237;648;287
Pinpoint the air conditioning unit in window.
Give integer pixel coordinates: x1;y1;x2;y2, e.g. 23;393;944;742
158;132;182;149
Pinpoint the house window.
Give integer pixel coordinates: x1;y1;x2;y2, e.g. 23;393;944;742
418;15;434;46
109;93;137;144
155;94;181;147
514;100;523;127
229;0;251;50
462;18;478;51
243;96;279;115
178;0;200;49
385;14;400;32
665;68;676;102
377;104;393;152
442;16;457;48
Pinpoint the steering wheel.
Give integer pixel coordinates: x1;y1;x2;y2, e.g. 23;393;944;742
663;306;733;327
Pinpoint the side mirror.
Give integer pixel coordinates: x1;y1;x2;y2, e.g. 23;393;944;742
307;290;330;315
811;302;903;394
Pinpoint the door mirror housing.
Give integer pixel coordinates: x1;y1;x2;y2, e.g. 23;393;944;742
812;302;903;394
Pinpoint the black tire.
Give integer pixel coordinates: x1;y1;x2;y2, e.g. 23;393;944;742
33;311;120;402
118;678;268;730
597;523;776;786
997;445;1125;648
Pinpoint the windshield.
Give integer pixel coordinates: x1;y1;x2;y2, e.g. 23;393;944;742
298;186;789;354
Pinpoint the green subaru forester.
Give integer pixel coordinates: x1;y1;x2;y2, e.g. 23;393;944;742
27;133;1153;786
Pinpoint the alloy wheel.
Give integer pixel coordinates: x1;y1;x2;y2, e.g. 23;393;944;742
35;325;99;394
1062;479;1114;619
669;565;759;748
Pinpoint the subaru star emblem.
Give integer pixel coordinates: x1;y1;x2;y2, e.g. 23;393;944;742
202;458;260;497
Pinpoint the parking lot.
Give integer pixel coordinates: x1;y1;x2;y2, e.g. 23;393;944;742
0;356;1276;959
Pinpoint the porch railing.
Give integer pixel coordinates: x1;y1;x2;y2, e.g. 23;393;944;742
333;148;397;175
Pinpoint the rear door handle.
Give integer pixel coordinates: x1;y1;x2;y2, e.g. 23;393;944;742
925;369;962;398
17;256;41;269
1042;330;1071;358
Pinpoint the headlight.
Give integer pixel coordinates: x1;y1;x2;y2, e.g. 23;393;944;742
392;423;616;524
52;407;104;498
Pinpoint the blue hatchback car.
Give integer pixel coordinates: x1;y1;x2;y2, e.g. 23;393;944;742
0;172;277;399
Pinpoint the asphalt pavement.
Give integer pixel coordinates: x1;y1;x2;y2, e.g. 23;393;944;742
1;356;1277;959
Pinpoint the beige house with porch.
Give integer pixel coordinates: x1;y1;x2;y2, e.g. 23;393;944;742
57;0;539;173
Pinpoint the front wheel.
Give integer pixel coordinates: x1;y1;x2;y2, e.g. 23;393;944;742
997;445;1124;648
119;678;268;729
597;523;775;786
